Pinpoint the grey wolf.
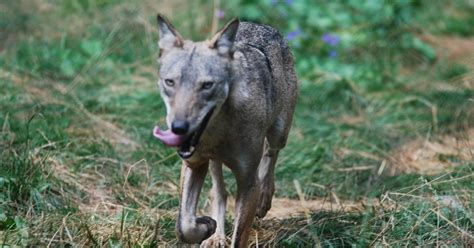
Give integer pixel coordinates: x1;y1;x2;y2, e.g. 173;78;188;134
153;14;298;247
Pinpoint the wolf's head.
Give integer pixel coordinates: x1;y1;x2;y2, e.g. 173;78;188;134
154;15;239;158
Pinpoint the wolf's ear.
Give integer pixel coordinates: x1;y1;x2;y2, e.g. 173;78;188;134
209;18;239;57
157;14;184;53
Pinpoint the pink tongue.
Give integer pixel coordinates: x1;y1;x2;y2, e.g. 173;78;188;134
153;126;184;147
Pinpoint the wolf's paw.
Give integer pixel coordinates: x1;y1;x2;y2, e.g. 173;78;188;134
177;216;216;244
200;233;226;248
256;184;274;218
196;216;217;241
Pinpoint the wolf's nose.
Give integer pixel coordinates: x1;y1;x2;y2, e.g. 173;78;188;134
171;120;189;135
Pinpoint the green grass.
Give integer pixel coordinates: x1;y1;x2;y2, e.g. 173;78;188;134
1;0;473;247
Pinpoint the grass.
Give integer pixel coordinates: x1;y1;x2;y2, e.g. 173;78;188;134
1;0;473;247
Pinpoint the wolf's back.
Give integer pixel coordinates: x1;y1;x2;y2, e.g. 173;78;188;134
234;22;298;120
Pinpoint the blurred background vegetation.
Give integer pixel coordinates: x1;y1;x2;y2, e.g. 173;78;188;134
1;0;473;246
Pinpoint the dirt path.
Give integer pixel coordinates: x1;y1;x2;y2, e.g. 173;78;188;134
265;197;363;219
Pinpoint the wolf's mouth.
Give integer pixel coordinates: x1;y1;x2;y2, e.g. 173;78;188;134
154;108;215;159
177;108;215;159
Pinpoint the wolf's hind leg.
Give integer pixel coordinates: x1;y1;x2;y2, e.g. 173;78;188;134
256;141;279;218
201;160;227;247
256;114;292;218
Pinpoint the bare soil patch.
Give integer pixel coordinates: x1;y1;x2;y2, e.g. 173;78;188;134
265;197;363;219
222;196;363;220
387;128;473;175
421;34;474;67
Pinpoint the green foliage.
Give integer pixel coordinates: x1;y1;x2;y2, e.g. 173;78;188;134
441;14;474;37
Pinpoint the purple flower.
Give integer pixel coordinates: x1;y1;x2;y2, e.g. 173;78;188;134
286;28;301;41
329;50;338;58
215;9;225;19
322;33;340;46
272;0;293;5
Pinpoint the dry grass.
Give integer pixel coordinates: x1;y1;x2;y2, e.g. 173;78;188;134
421;34;474;66
388;128;474;175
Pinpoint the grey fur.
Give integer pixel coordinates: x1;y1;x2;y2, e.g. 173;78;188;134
156;14;298;247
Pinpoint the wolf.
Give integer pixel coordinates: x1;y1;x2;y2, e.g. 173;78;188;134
153;14;298;247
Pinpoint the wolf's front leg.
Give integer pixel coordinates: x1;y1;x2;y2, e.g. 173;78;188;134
201;160;228;248
231;165;260;248
176;161;216;244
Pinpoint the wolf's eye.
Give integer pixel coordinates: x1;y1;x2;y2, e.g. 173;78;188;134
164;79;175;87
201;82;214;90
